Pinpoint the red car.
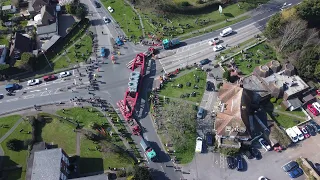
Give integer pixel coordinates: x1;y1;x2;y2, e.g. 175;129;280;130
307;104;319;116
300;127;310;138
43;75;56;82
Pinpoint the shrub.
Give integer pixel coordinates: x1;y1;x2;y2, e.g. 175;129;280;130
270;97;277;103
180;1;191;7
276;98;283;105
116;170;126;177
223;71;231;81
219;147;240;156
6;139;24;151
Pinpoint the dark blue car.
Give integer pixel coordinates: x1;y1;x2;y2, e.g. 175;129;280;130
206;133;213;146
288;167;303;178
5;83;20;92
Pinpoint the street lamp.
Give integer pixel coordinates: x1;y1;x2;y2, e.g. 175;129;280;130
42;50;52;69
123;14;128;33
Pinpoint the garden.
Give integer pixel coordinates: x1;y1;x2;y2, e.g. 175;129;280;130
227;42;277;75
159;69;207;103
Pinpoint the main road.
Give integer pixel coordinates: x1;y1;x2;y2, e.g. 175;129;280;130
0;0;302;179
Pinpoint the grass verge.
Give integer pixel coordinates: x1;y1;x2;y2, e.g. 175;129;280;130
0;115;21;137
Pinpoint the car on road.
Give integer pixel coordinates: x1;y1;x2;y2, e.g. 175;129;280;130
309;120;320;133
292;126;304;141
206;81;213;91
213;44;224;52
259;138;271;151
107;6;114;13
227;156;236;169
43;75;56;82
305;124;316;136
250;147;261;160
94;1;101;8
27;79;40;86
236;155;244;171
300;127;310;138
220;27;233;37
197;107;205;119
59;71;71;78
288;167;303;178
208;37;220;45
5;83;21;92
199;59;210;66
258;176;268;180
100;47;106;57
103;16;110;23
282;161;298;172
0;94;3;99
307;104;319;116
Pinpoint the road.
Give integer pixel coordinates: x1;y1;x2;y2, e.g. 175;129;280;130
0;0;303;179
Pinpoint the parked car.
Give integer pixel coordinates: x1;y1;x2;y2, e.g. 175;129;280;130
199;59;210;66
305;124;317;136
206;81;212;91
103;16;110;23
213;44;224;52
286;128;299;143
208;37;220;45
309;120;320;133
307;104;319;116
94;1;101;8
258;176;268;180
197;107;205;119
107;6;114;13
282;161;298;172
236;155;244;171
27;79;40;86
300;127;310;138
288;167;303;178
59;71;71;78
5;83;21;92
243;150;253;159
100;47;106;57
292;126;304;141
0;94;3;99
250;147;261;160
43;75;56;82
206;132;213;146
259;138;271;151
227;156;236;169
312;102;320;113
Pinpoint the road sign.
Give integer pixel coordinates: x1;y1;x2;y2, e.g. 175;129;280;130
219;5;223;14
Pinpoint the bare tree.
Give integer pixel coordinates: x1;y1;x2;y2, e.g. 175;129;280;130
302;28;319;50
278;19;307;52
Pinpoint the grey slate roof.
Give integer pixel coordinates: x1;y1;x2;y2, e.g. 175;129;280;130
72;174;109;180
31;148;63;180
40;5;55;25
41;35;60;51
37;21;57;35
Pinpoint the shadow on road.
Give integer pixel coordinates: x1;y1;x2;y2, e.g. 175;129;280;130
149;141;171;163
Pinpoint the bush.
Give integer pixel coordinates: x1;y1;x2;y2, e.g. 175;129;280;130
180;1;191;7
116;170;126;177
223;71;231;81
276;98;283;105
270;97;277;103
6;139;24;151
219;147;240;156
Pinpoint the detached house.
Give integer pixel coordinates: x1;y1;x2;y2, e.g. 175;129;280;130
28;0;49;15
214;83;252;148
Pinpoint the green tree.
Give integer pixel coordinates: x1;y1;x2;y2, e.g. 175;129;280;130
75;5;87;19
296;48;319;79
264;13;283;39
296;0;320;27
132;166;152;180
223;70;231;81
19;52;34;71
65;4;76;14
0;64;9;71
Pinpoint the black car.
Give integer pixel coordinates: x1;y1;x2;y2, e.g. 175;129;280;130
199;59;210;66
94;1;101;8
227;156;236;169
206;81;211;91
206;133;213;146
236;155;244;171
309;120;320;133
305;124;316;136
282;161;298;172
243;150;253;159
250;148;261;160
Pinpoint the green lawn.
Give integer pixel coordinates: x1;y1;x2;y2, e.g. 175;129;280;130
56;107;108;128
79;137;134;174
0;35;10;46
232;42;277;75
2;0;11;6
1;120;32;180
0;115;21;138
268;113;305;129
41;114;77;155
160;70;207;103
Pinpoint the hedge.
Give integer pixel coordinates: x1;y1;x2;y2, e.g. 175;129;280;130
157;1;221;15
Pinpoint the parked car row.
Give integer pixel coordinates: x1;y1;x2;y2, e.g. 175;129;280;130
286;120;320;143
227;155;244;171
307;102;320;116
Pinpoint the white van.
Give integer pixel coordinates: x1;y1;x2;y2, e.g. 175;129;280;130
286;128;298;143
220;27;233;37
292;126;304;141
312;102;320;113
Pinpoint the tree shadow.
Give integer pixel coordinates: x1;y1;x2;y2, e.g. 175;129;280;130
1;156;22;180
78;157;104;175
223;13;234;18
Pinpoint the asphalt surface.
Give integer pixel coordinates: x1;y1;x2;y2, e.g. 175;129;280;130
0;0;304;179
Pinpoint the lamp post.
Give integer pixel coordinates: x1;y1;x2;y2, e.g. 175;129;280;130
42;50;52;69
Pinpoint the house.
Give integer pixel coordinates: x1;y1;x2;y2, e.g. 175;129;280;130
35;5;58;39
0;45;7;64
243;61;310;111
28;0;49;15
36;5;55;26
9;33;32;60
214;82;252;148
31;148;70;180
1;5;16;13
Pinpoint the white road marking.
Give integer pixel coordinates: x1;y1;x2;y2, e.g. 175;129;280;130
22;94;35;99
74;79;77;85
54;88;62;94
40;90;51;96
39;83;49;87
6;98;18;102
30;90;41;93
